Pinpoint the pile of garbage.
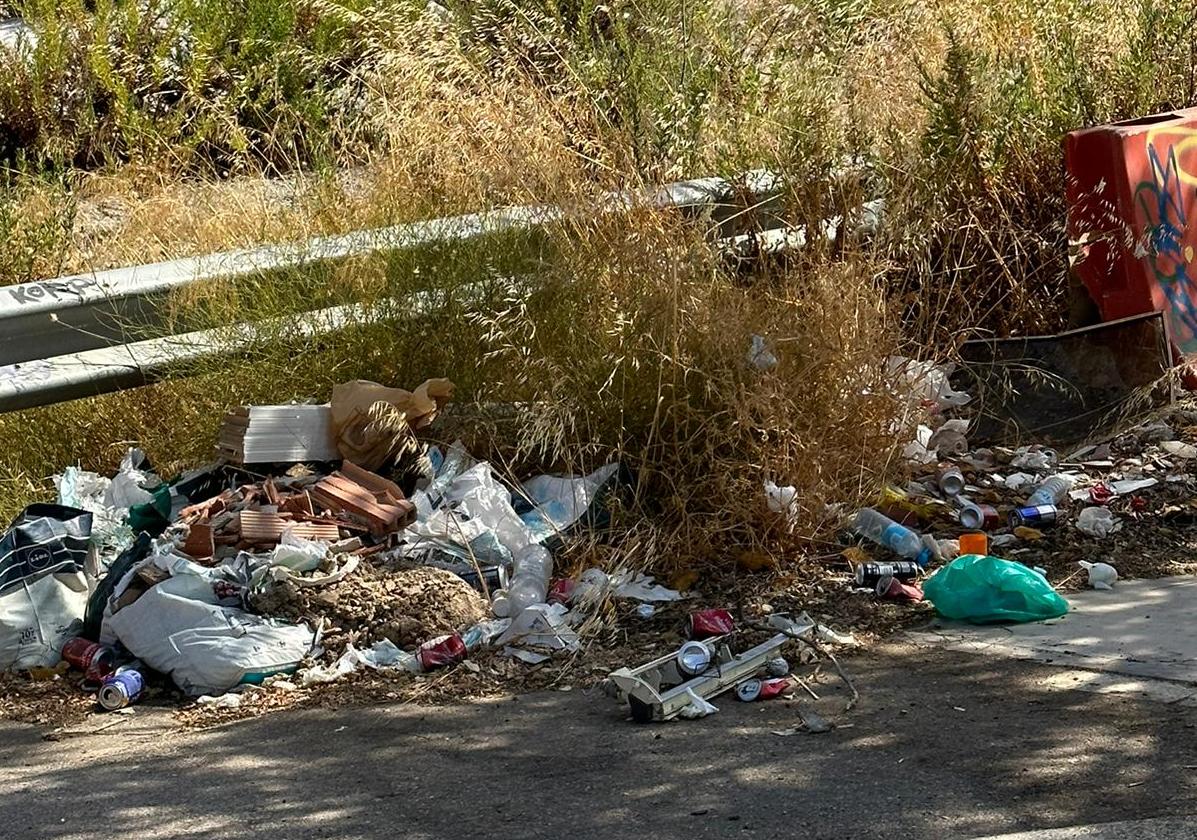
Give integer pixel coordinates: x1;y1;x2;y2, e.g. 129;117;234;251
0;376;723;721
821;358;1197;622
11;357;1181;726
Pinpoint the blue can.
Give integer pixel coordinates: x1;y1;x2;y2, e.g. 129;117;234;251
1008;504;1058;528
98;670;144;711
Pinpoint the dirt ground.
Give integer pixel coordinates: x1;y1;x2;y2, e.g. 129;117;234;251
2;641;1196;840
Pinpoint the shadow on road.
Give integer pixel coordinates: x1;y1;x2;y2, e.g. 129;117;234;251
1;644;1194;840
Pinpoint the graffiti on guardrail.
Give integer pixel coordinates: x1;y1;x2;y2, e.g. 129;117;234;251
6;277;101;306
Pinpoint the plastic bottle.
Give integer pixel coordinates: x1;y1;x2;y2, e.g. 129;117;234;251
506;544;553;616
1026;474;1075;507
852;509;927;564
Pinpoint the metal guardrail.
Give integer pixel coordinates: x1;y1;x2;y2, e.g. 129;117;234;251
0;172;786;411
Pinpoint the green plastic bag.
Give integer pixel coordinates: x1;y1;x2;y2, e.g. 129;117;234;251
923;554;1069;624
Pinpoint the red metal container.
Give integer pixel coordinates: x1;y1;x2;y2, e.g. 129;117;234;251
1066;108;1197;366
61;638;115;679
547;578;577;606
688;608;735;640
416;634;467;671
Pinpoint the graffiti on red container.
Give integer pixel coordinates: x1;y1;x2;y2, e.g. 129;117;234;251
1135;141;1197;352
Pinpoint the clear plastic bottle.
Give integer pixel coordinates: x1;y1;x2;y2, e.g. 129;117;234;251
1026;475;1074;507
852;508;925;562
506;544;554;616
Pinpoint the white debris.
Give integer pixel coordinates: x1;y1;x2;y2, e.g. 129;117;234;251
502;647;550;665
886;357;972;409
748;335;779;370
195;693;243;708
298;640;420;687
928;419;970;457
764;480;799;528
1108;477;1159;495
678;688;719;719
1078;560;1119;590
1010;449;1056;471
1004;472;1036;491
990;533;1019;549
903;425;936;463
495;603;580;651
611;571;683;603
1076;507;1122;539
1162;441;1197;459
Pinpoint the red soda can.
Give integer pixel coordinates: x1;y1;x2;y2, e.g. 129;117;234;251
735;677;791;702
688;609;735;640
61;638;115;679
958;502;1000;531
417;634;467;671
758;678;791;700
547;578;577;606
875;575;924;603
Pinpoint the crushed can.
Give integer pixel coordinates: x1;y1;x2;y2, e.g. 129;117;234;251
547;578;577;606
958;501;1000;531
875;575;924;603
736;678;763;701
98;670;144;711
417;634;468;671
1008;505;1058;528
936;465;965;496
688;608;735;640
854;561;920;588
61;638;115;680
735;677;791;702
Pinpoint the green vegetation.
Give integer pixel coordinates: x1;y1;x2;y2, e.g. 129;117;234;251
0;1;1194;571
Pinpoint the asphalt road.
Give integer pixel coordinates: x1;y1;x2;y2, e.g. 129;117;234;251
2;643;1196;839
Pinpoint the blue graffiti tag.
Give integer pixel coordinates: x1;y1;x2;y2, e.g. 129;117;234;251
1134;142;1197;350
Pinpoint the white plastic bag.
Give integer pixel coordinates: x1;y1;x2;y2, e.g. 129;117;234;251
611;571;683;603
107;557;315;695
678;688;719;719
886;357;972;409
1076;507;1122;539
902;425;936;463
299;640;419;686
104;449;159;509
269;529;328;572
519;463;620;542
55;467;135;560
406;462;536;562
747;335;779;370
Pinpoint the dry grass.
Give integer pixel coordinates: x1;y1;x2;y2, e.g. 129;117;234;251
0;0;1194;570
